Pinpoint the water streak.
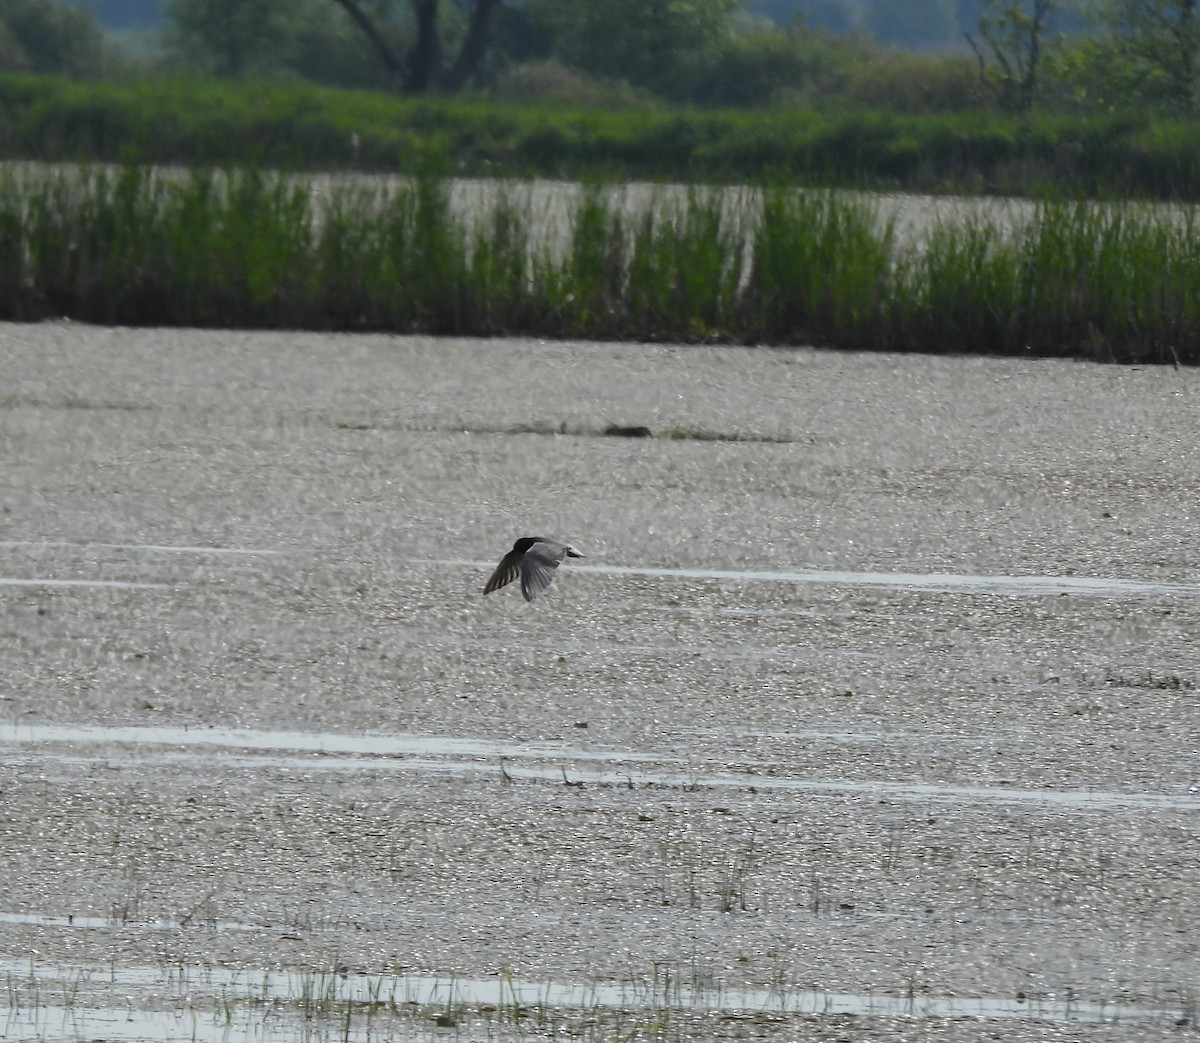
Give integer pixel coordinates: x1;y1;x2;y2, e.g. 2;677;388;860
0;577;168;589
0;540;282;556
432;558;1200;599
1;722;1192;811
0;959;1183;1031
0;722;658;763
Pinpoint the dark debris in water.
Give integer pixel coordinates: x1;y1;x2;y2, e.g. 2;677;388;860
1101;670;1196;691
326;416;800;443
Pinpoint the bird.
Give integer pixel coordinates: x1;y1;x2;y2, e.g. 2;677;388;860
483;537;584;602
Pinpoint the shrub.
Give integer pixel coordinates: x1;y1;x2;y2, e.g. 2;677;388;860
840;53;989;114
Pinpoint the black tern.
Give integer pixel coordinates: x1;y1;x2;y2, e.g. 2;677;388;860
483;537;584;602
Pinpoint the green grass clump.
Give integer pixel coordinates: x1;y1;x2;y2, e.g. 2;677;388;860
747;188;894;349
893;202;1200;362
4;163;1200;364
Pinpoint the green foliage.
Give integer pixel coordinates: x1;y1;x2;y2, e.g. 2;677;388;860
968;0;1062;115
163;0;298;78
491;60;652;107
5;163;1200;363
748;187;894;346
624;190;744;338
285;2;409;90
903;218;1023;352
840;52;988;112
1045;34;1136;110
12;73;1200;198
668;27;865;106
1095;0;1200;114
0;0;106;76
160;0;407;86
529;0;740;93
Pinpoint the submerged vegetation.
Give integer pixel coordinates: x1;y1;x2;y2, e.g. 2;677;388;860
3;163;1199;365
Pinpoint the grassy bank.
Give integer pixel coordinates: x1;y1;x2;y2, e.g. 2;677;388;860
6;74;1200;199
2;164;1197;364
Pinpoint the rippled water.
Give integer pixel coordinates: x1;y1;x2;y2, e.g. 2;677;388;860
2;321;1198;1043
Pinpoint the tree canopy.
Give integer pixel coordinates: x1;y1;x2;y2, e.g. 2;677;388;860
8;0;1200;120
0;0;106;76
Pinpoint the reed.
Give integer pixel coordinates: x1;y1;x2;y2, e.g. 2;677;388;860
3;163;1200;365
745;188;895;349
895;202;1200;362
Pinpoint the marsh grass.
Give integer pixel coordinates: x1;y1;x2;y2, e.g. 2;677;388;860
4;163;1200;363
18;74;1200;199
748;188;894;349
897;201;1200;362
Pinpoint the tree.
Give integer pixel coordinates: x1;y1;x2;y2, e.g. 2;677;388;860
1099;0;1200;112
967;0;1059;114
328;0;503;91
0;0;105;76
163;0;503;91
164;0;292;77
530;0;741;94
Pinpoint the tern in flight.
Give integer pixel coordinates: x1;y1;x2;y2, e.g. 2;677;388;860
483;537;584;602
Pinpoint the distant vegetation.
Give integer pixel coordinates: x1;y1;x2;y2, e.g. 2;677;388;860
6;1;1200;362
2;163;1197;364
6;74;1200;200
3;0;1200;118
3;1;1200;199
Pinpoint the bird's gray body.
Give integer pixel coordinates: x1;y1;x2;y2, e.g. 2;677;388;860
484;537;583;602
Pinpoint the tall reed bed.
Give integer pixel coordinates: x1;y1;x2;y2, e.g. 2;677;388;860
896;203;1200;362
2;164;1199;364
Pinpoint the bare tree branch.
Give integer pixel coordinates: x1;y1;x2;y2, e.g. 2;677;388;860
443;0;502;92
329;0;405;85
331;0;501;95
967;0;1055;115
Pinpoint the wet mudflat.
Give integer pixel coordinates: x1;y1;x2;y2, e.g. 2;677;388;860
0;320;1198;1041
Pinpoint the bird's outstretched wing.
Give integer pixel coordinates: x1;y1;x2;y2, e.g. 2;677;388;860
483;549;523;595
520;541;564;601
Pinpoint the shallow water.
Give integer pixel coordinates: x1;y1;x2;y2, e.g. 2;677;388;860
0;577;169;589
1;321;1198;1042
0;539;283;555
439;556;1200;599
2;722;1193;811
0;956;1187;1042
